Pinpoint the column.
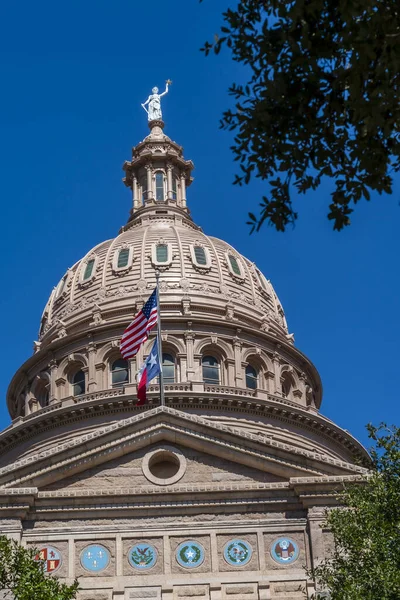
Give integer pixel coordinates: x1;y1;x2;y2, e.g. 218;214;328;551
146;164;153;202
49;359;58;403
272;351;281;395
167;164;173;200
133;175;140;210
184;328;195;381
233;336;243;387
86;340;97;392
180;173;187;208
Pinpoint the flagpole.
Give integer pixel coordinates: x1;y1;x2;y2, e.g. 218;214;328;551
155;271;165;407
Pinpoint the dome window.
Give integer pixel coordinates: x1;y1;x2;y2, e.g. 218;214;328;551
245;365;258;390
82;259;95;281
112;246;133;274
55;272;68;299
194;246;207;265
190;245;211;270
110;358;129;387
202;355;220;385
229;255;241;276
117;248;130;268
226;253;245;280
172;177;177;200
157;244;168;262
162;353;175;384
152;243;172;269
155;171;165;201
72;370;85;396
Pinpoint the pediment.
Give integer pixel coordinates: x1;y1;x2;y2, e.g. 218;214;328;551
0;407;366;491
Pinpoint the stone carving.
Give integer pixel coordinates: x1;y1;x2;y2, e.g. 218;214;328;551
141;82;170;121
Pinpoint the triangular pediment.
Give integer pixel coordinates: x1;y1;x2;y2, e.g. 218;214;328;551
0;407;366;492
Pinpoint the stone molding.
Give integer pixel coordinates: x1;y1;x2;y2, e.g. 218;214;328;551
0;408;367;492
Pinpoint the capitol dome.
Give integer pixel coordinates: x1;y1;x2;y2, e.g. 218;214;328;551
0;117;368;600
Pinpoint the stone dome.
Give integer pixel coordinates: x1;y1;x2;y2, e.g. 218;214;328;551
5;119;367;470
38;208;288;349
0;117;369;600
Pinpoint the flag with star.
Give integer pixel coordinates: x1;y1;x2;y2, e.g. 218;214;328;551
137;336;161;405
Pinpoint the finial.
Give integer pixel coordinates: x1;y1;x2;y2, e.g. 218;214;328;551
141;80;171;122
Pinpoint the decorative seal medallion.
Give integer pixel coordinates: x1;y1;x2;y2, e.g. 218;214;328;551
35;546;62;573
271;538;299;564
128;543;157;569
80;544;110;572
223;539;252;566
176;541;205;568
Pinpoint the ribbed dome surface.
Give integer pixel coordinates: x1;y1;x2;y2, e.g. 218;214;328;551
39;211;289;348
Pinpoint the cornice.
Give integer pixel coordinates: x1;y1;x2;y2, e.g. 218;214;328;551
2;391;366;467
0;408;367;491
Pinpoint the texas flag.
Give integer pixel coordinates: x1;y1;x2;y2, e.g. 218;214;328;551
137;337;161;405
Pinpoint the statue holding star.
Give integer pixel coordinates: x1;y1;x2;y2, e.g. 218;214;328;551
141;80;172;122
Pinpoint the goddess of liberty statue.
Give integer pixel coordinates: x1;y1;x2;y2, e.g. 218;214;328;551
141;80;171;121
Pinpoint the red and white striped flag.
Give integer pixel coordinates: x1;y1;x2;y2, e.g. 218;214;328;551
120;288;158;359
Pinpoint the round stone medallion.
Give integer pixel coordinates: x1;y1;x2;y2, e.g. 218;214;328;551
80;544;110;572
176;540;205;568
270;538;299;564
223;539;252;566
35;545;62;573
128;543;157;569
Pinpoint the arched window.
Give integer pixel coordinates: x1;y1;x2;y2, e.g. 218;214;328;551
83;259;95;281
155;171;164;201
55;273;68;299
162;353;175;384
140;175;148;201
156;244;168;263
172;177;177;200
117;248;130;269
194;246;207;266
228;255;241;276
245;365;258;390
72;370;85;396
202;356;220;385
111;358;129;387
281;373;293;398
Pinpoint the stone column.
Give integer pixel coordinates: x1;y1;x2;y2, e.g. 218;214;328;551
86;340;97;392
233;336;243;387
133;175;139;210
167;163;173;200
49;359;58;402
184;328;195;381
146;164;153;202
180;173;187;208
308;506;326;569
272;351;281;395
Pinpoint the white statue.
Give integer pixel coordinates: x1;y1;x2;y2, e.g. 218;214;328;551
141;80;171;121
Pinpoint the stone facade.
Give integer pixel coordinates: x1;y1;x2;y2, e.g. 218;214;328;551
0;120;368;598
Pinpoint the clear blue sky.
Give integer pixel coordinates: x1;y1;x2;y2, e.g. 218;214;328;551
0;0;399;450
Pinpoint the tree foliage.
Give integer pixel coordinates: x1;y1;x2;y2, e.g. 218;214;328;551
201;0;400;232
312;424;400;600
0;536;78;600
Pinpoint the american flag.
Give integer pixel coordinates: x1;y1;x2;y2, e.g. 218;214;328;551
120;288;158;359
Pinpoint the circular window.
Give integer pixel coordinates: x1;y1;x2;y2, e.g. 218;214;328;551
142;446;187;485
